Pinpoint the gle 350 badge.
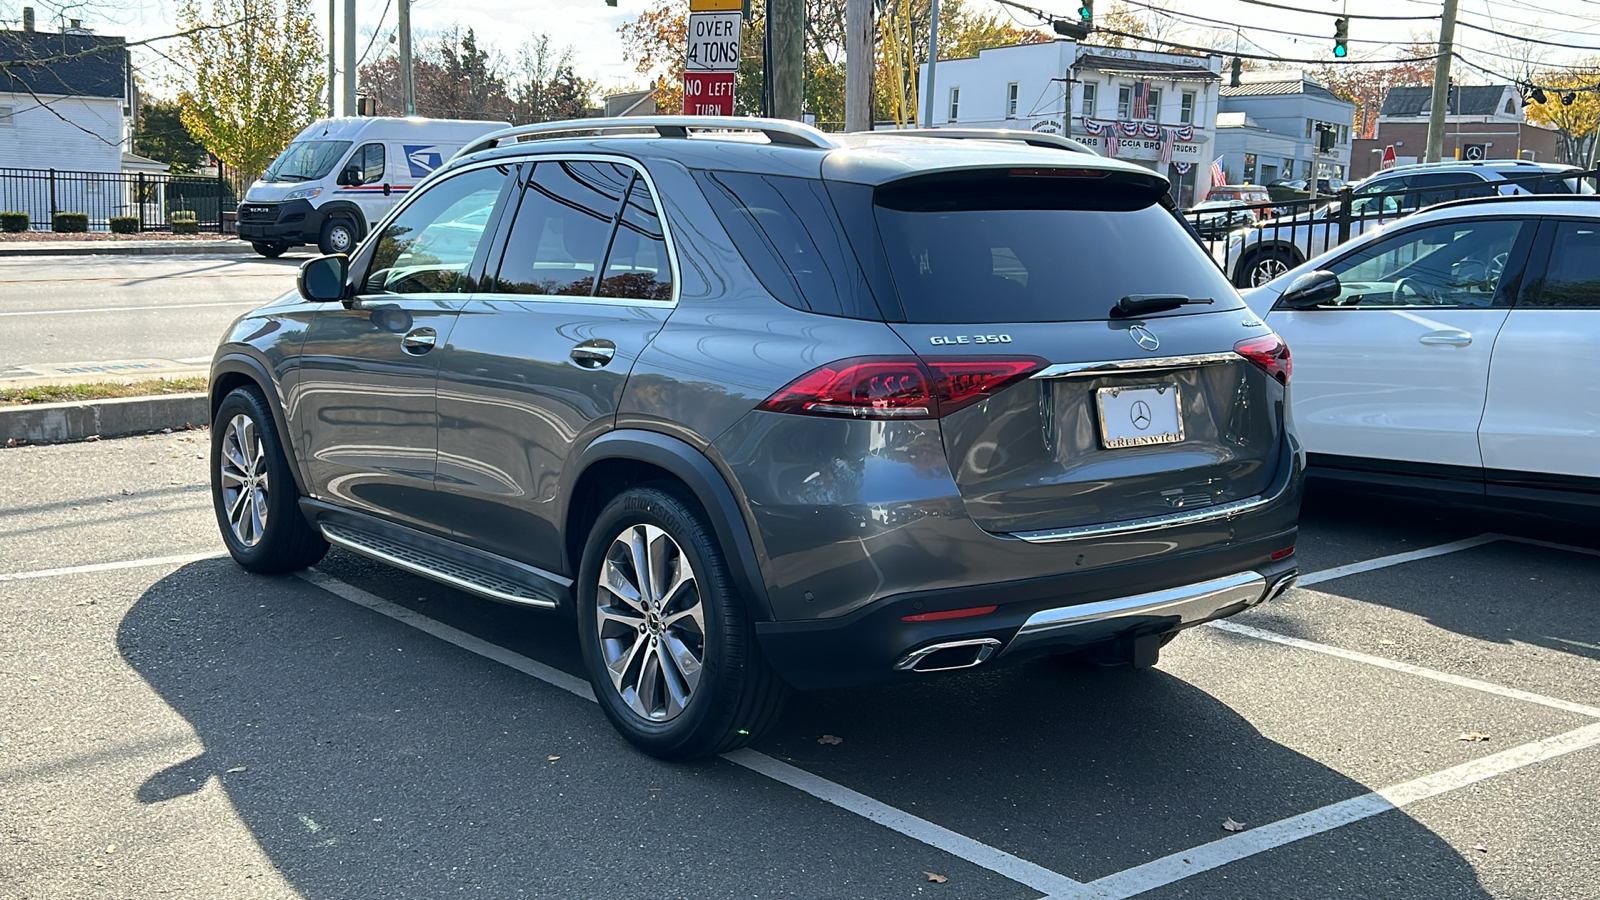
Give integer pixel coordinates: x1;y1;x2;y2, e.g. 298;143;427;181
929;334;1013;346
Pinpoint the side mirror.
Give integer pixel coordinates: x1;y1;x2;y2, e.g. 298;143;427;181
298;254;350;302
1277;269;1340;310
340;164;364;186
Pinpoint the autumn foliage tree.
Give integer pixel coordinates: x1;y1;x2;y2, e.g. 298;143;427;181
174;0;326;178
358;28;598;124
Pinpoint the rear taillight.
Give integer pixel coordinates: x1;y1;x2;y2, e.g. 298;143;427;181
757;356;1045;420
1234;333;1292;386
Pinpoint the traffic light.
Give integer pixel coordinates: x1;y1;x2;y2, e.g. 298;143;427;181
1079;1;1093;27
1333;17;1348;58
1531;86;1547;104
1055;1;1092;39
1563;92;1577;106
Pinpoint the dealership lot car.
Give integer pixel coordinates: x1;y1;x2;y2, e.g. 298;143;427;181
1243;195;1600;517
209;116;1303;760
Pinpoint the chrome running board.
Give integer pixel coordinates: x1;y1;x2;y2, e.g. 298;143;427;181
320;521;561;609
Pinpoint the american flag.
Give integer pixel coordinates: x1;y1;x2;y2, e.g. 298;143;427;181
1131;82;1152;120
1158;128;1176;167
1210;155;1227;187
1106;132;1120;158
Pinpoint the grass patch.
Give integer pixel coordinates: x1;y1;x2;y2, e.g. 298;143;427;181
0;377;208;406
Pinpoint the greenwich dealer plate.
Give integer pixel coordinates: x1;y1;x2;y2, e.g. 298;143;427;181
1096;384;1183;449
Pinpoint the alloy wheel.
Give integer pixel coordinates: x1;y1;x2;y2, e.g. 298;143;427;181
595;524;706;722
1250;256;1290;286
218;413;269;547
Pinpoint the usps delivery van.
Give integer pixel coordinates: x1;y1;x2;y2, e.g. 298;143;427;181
236;116;509;257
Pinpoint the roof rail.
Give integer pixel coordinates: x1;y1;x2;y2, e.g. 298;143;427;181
1422;192;1600;215
460;116;837;157
872;127;1096;155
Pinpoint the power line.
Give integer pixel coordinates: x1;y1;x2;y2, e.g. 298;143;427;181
1238;0;1438;22
1086;26;1441;66
357;0;394;69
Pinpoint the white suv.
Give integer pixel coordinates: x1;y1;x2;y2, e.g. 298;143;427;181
1219;160;1593;288
1242;194;1600;518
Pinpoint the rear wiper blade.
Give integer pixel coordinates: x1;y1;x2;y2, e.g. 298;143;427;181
1112;294;1214;317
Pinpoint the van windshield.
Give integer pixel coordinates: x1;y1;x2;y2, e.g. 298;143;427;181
262;140;352;183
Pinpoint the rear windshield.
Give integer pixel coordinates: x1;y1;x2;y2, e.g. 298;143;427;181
871;178;1241;324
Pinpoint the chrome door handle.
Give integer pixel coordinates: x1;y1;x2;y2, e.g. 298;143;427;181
570;339;617;369
401;327;437;354
1418;332;1472;347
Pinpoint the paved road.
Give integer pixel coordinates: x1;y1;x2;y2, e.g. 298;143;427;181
0;254;304;374
2;438;1597;899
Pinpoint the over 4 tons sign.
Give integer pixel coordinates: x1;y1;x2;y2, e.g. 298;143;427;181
684;0;741;115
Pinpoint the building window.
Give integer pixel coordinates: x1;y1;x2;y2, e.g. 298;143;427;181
948;86;960;123
1081;82;1097;119
1118;85;1131;119
1006;82;1018;118
1180;92;1194;125
1146;88;1161;121
0;105;13;125
1340;124;1349;145
1283;158;1294;179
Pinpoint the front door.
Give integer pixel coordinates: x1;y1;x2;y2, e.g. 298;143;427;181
1268;216;1533;473
432;159;676;572
295;163;516;531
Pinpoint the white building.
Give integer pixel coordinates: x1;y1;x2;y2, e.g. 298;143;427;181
919;41;1223;206
0;15;134;173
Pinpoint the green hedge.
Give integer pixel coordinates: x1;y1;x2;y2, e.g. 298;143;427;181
109;216;140;234
1;211;29;232
170;211;198;235
53;212;89;233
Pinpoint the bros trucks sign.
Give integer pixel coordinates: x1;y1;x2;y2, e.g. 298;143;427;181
684;0;741;116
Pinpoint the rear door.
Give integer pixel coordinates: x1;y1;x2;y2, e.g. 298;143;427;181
1480;218;1600;495
1267;216;1535;476
859;169;1287;535
431;158;676;571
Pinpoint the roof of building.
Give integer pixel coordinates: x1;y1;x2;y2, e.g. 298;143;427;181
0;28;127;100
1380;84;1512;118
1076;53;1219;81
1219;70;1343;102
1216;111;1264;129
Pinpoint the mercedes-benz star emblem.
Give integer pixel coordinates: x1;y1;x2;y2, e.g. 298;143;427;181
1129;325;1160;352
1130;400;1153;431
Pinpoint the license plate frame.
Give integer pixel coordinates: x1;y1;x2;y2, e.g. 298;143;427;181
1096;383;1184;449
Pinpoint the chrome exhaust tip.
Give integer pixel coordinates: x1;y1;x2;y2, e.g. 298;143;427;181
894;638;1002;673
1260;573;1298;605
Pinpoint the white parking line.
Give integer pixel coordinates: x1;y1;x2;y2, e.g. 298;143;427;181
1295;533;1500;586
1071;720;1600;900
298;570;1086;896
0;551;226;582
1497;535;1600;560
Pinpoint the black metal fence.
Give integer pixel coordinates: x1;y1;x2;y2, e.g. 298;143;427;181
1182;167;1600;289
0;167;249;233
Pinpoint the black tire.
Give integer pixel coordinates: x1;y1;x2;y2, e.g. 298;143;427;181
576;485;788;760
318;217;358;256
251;241;286;258
1236;248;1297;289
210;386;328;573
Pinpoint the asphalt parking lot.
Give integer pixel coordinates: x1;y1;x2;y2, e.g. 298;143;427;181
3;435;1597;899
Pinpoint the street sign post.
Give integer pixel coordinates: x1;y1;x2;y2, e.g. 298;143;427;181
1381;144;1397;170
685;0;741;116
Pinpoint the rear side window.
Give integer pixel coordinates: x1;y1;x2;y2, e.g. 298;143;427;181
869;176;1239;323
694;171;879;318
1526;221;1600;308
598;178;673;301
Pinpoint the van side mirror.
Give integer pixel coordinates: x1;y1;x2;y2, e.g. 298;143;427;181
340;164;364;186
1277;270;1341;310
298;254;349;302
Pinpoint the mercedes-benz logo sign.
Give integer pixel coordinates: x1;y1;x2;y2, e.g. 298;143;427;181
1130;400;1153;430
1129;325;1160;352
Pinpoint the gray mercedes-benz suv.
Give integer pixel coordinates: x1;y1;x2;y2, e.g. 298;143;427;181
209;117;1304;759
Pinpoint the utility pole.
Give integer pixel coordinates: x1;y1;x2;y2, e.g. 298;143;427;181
327;0;335;116
920;0;940;126
398;0;415;116
768;0;803;119
342;0;357;115
845;0;872;131
1425;0;1459;163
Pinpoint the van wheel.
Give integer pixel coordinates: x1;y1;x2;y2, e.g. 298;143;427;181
251;242;286;258
318;218;358;255
576;485;788;760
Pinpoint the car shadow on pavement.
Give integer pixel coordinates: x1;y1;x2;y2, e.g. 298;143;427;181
117;562;1495;899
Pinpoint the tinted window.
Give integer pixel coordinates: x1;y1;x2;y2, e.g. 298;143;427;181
694;171;878;317
871;186;1238;323
597;178;673;301
1526;221;1600;308
494;161;631;296
1323;219;1524;309
363;165;510;295
1409;173;1495;207
355;143;385;183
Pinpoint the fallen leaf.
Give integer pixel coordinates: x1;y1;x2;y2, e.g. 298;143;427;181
226;766;247;773
105;844;116;853
924;872;948;884
1474;843;1488;853
548;755;560;761
818;734;843;746
1458;731;1490;742
1222;817;1247;832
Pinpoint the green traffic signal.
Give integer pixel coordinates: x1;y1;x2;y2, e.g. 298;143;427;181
1333;16;1348;58
1079;1;1092;24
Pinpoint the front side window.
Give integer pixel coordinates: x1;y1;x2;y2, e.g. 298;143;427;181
1525;221;1600;308
1006;82;1018;118
949;87;960;122
353;143;385;184
363;165;510;294
1321;219;1525;309
494;161;633;297
262;140;352;183
1180;92;1194;125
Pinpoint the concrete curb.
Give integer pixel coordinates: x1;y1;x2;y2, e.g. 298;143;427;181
1;393;209;445
0;241;257;258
